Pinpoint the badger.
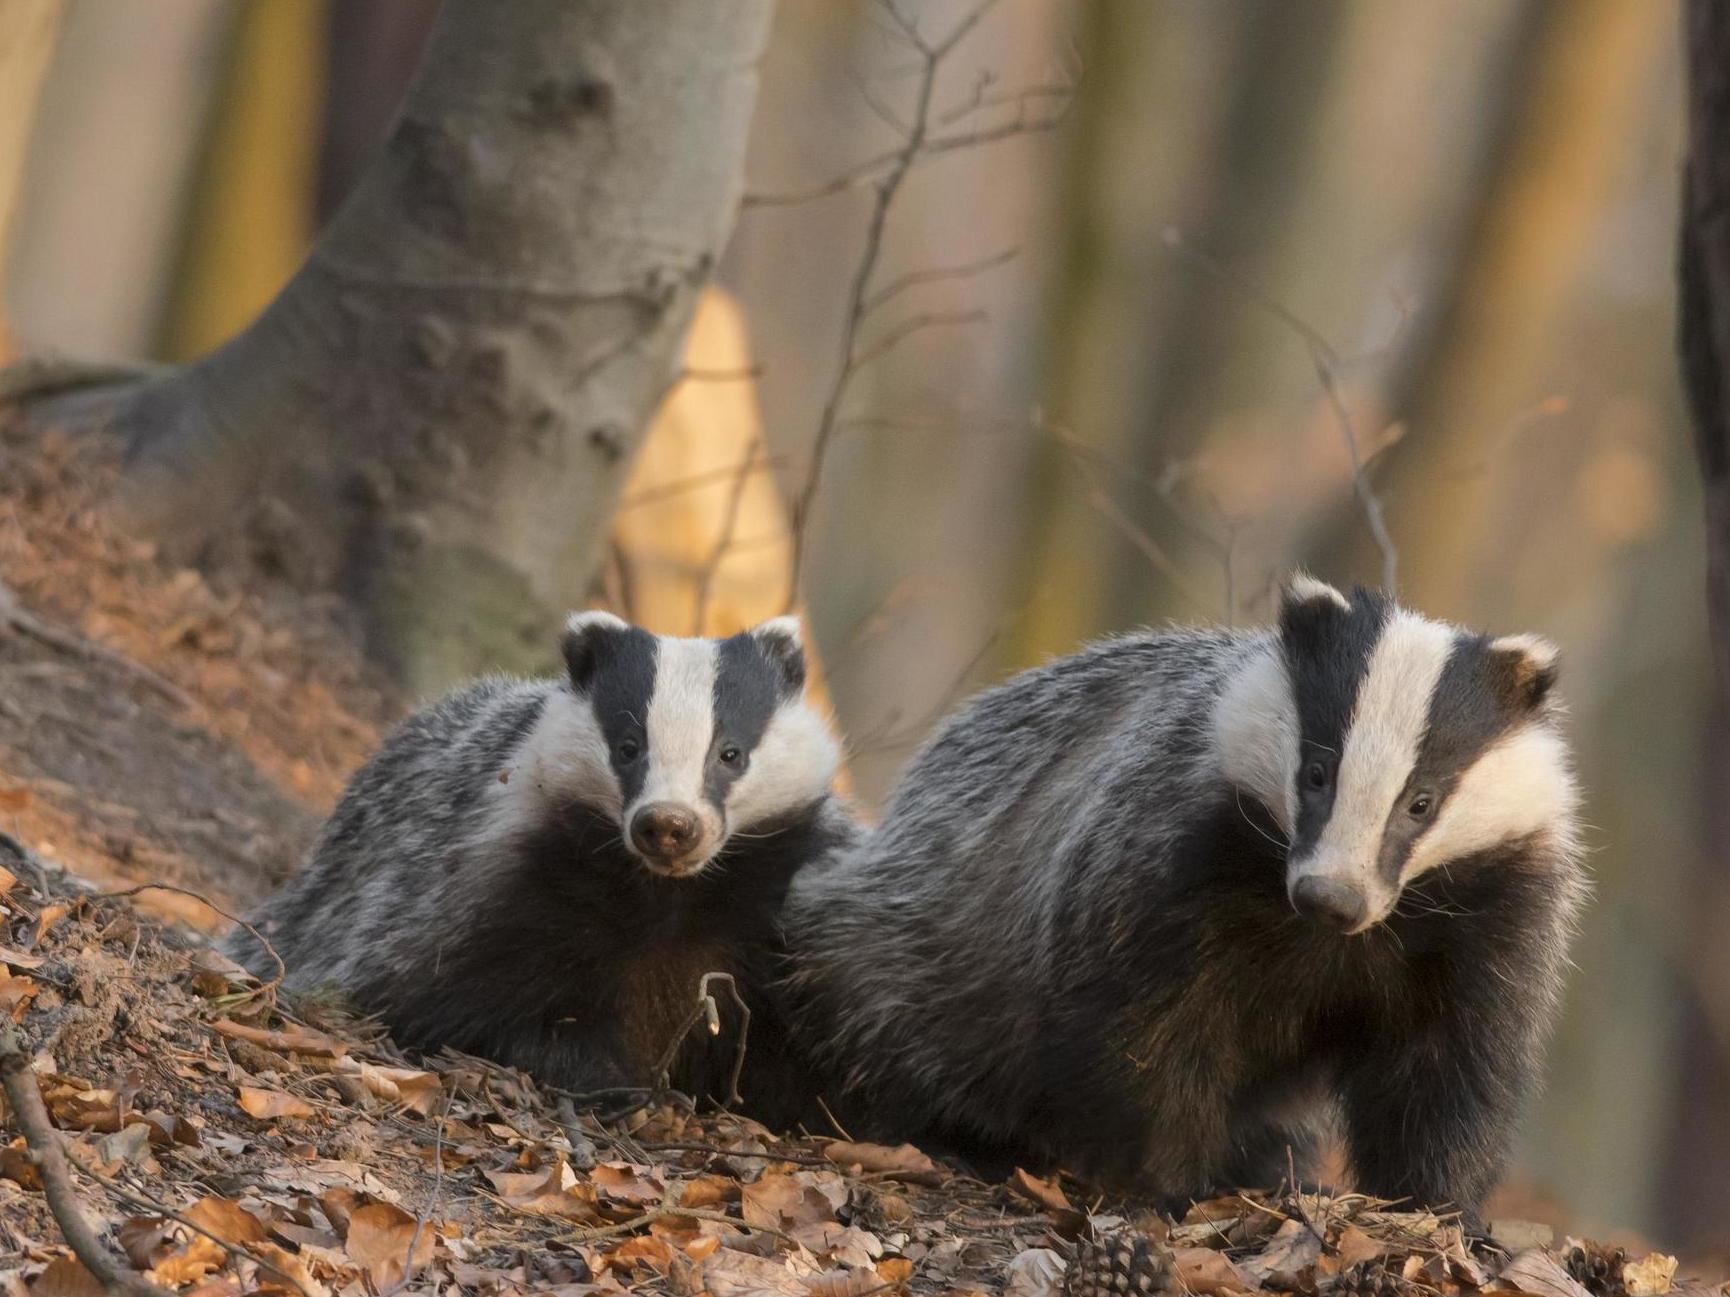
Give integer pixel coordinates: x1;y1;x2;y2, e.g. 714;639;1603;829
784;578;1586;1217
227;612;856;1119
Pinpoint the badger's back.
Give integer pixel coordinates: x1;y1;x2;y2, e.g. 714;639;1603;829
227;676;551;992
786;628;1262;1135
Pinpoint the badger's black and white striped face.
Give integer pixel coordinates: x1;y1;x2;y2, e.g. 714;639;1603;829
1215;576;1578;933
505;612;841;878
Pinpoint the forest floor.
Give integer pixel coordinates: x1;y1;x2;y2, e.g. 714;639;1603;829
0;417;1722;1297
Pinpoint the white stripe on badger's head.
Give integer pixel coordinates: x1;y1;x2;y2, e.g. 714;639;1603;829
1214;576;1577;933
538;611;839;878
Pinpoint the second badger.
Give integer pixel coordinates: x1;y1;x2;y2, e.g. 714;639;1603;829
785;578;1588;1215
228;612;855;1116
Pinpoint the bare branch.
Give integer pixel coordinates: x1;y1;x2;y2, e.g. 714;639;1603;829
0;1021;175;1297
617;453;788;513
848;308;987;373
691;442;762;634
861;247;1020;316
87;882;284;1005
1160;227;1400;592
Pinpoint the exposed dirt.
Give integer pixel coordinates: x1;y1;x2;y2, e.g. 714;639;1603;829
0;415;393;923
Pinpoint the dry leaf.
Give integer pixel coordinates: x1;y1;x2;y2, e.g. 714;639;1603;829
703;1248;813;1297
1007;1168;1072;1214
237;1086;316;1121
1004;1248;1068;1297
0;944;43;969
33;903;69;943
1500;1249;1595;1297
1334;1225;1385;1268
0;866;16;898
350;1063;441;1114
0;971;39;1018
808;1271;894;1297
214;1018;347;1059
823;1140;942;1183
0;1141;43;1190
0;786;31;813
742;1170;847;1231
678;1172;741;1209
1624;1254;1679;1297
249;1242;329;1297
592;1162;667;1206
1172;1246;1259;1295
344;1201;435;1290
29;1258;106;1297
1240;1218;1321;1287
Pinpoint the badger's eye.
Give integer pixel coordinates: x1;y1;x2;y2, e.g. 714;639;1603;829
1302;759;1329;791
615;737;642;763
718;745;744;767
1406;792;1435;819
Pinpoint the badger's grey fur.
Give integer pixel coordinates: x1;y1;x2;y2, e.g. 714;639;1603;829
785;579;1586;1216
227;612;856;1121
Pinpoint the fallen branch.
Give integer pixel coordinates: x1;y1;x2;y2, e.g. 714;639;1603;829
0;1020;175;1297
0;579;196;712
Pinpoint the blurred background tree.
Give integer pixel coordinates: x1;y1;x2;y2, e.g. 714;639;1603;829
0;0;1721;1262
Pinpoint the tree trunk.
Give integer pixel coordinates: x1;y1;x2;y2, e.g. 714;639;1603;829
0;0;64;358
38;0;772;692
1682;0;1730;701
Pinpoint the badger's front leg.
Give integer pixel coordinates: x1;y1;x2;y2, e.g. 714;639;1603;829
1337;990;1540;1219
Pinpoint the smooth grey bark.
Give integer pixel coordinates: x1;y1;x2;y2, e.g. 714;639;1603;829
69;0;772;691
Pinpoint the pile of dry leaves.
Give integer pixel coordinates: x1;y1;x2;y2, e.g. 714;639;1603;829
0;840;1722;1297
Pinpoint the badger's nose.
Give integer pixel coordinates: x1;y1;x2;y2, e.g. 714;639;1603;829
1291;876;1367;932
630;803;701;862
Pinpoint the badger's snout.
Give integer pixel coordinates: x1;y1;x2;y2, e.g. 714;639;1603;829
628;802;714;874
1290;874;1367;932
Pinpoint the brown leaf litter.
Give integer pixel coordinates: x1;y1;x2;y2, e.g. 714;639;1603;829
0;854;1721;1297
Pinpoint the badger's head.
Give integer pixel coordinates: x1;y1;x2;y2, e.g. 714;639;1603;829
526;611;841;878
1215;575;1579;934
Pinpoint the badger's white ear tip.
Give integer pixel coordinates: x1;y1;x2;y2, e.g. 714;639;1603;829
1284;572;1350;611
565;609;630;636
1492;632;1560;670
751;614;804;645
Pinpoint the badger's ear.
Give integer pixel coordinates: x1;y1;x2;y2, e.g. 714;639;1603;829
1278;572;1350;640
749;615;807;693
561;610;629;690
1488;633;1560;710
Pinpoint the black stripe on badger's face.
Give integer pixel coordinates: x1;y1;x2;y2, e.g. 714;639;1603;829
565;617;659;807
1280;583;1392;861
1273;581;1572;932
707;630;798;805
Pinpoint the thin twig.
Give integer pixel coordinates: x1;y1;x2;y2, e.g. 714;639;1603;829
780;0;1060;614
0;1021;175;1297
617;454;789;513
561;1206;801;1248
1160;228;1400;591
860;247;1019;317
691;443;762;635
378;1097;448;1297
85;882;283;1003
650;972;751;1108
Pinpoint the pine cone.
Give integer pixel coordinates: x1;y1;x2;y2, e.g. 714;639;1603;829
1065;1230;1170;1297
1333;1261;1410;1297
1564;1242;1628;1297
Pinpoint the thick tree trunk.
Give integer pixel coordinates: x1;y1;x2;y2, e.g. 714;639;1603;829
1682;0;1730;701
46;0;771;692
0;0;63;357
